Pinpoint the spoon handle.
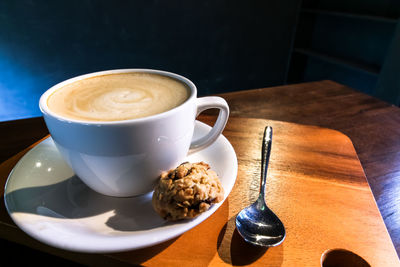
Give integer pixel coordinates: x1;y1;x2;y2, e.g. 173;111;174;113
260;126;273;200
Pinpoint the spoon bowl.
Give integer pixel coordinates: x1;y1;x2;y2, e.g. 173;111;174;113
235;126;286;247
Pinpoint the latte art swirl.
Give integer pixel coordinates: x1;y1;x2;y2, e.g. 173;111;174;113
47;73;190;121
72;87;154;119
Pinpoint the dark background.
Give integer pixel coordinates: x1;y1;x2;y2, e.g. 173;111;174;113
0;0;399;122
0;0;299;121
289;0;400;103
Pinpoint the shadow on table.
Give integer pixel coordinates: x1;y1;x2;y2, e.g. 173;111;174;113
217;215;284;266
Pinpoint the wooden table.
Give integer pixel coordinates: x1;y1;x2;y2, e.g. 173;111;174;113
1;80;400;265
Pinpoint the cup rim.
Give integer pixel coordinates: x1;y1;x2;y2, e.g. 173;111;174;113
39;68;197;125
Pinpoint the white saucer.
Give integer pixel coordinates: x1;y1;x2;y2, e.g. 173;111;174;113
4;121;237;253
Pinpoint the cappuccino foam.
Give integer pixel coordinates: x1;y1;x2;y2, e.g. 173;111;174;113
47;73;190;121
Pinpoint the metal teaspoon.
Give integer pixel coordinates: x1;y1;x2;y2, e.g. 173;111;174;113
235;126;286;247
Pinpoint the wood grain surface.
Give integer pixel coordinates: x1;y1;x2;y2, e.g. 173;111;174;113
215;80;400;255
0;117;398;266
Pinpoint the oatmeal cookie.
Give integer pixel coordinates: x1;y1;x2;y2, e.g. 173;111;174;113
152;162;224;221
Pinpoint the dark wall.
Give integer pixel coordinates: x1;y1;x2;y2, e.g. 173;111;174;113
288;0;400;103
0;0;300;121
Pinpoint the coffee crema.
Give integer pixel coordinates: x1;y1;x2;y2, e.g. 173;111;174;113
47;73;190;122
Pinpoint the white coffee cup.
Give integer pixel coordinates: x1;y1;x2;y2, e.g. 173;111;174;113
39;69;229;197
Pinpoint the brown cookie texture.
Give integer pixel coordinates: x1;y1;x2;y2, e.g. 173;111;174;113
152;162;224;221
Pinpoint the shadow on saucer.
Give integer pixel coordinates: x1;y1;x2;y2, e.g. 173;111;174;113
6;175;195;263
217;215;284;266
5;175;177;231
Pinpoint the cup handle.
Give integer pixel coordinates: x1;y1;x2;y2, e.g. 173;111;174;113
189;96;229;153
